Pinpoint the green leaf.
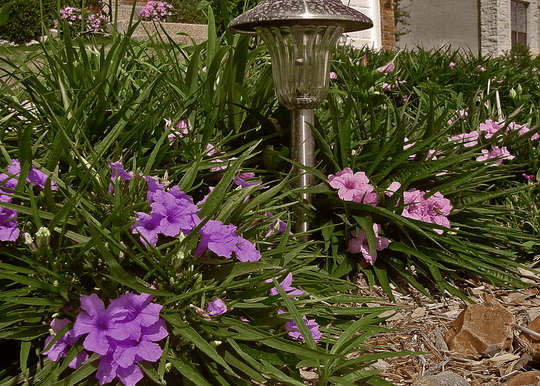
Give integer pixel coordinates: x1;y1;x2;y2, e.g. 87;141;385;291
169;322;237;376
169;356;214;386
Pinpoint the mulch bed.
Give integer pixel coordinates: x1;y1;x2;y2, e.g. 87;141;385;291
353;267;540;385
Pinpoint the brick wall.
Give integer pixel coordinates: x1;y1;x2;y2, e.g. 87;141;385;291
379;0;396;51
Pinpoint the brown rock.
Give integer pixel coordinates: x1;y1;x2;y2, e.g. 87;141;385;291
444;301;514;358
505;370;540;386
411;371;469;386
521;315;540;352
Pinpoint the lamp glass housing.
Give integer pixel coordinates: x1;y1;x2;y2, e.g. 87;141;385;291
256;24;344;110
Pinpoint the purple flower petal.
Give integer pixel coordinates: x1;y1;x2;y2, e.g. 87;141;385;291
206;298;227;316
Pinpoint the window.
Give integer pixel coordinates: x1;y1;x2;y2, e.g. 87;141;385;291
511;1;528;47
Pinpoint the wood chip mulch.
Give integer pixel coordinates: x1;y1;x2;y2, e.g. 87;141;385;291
350;267;540;385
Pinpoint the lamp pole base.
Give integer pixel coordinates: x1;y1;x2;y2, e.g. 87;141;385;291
291;108;315;241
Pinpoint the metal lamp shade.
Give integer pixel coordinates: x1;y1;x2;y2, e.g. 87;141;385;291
229;0;373;110
256;24;343;109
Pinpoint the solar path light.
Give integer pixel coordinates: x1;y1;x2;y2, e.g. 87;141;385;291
228;0;373;238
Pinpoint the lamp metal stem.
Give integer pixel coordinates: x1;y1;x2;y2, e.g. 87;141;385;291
291;108;315;240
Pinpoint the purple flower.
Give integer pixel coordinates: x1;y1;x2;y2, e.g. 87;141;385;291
109;292;163;336
144;176;165;202
449;62;456;69
151;189;200;237
377;61;395;73
347;223;391;265
74;291;168;386
109;160;134;182
329;71;337;80
112;319;168;369
278;310;321;343
0;195;19;241
96;351;143;386
108;160;133;193
206;298;227;316
43;318;88;369
328;168;375;203
265;212;288;237
194;220;238;258
233;236;261;262
234;172;261;188
167;119;192;143
5;159;57;190
267;273;304;297
476;145;515;166
73;294;131;356
523;173;536;181
132;211;164;246
402;190;452;234
506;122;540;141
0;172;17;195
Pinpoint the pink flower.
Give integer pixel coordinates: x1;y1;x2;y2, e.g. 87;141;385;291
329;71;337;80
448;109;468;125
377;61;395;73
479;119;504;139
449;131;479;147
425;149;442;161
347;223;391;265
386;181;401;196
506;122;540;141
328;168;375;203
476;145;514;166
167;119;191;142
449;62;456;69
403;138;417;160
402;190;452;234
523;173;536;181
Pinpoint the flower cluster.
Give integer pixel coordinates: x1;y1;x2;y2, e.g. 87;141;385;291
402;190;452;234
0;159;57;241
54;6;109;37
54;6;82;29
448;118;537;166
139;1;174;22
327;167;377;205
85;12;109;35
44;291;168;386
328;167;453;262
131;170;261;262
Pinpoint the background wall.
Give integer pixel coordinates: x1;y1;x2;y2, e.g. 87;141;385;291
396;0;479;54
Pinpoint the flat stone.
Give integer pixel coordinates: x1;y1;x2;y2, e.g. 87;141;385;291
505;370;540;386
411;371;469;386
444;301;514;358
